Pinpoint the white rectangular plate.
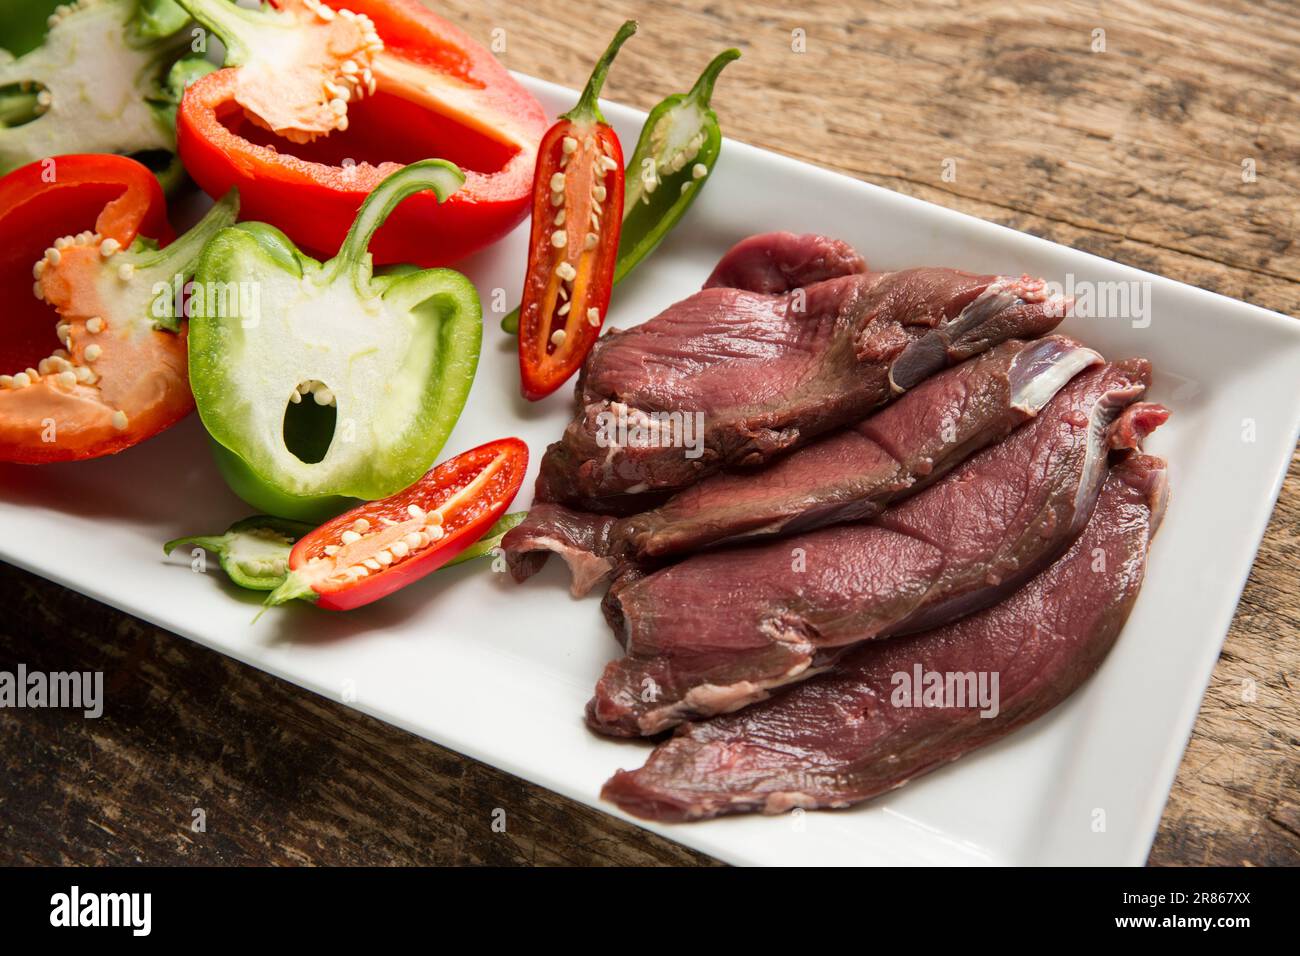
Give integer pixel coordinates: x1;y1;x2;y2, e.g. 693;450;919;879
2;76;1297;866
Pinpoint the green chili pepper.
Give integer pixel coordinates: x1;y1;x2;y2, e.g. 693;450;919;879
166;512;525;593
500;48;739;334
188;160;484;523
615;48;739;282
164;516;313;591
0;0;208;191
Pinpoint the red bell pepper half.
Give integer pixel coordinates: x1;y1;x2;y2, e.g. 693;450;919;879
518;20;636;401
0;155;187;462
176;0;547;266
264;437;529;612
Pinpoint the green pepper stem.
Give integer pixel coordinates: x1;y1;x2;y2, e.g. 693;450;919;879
134;189;239;278
322;160;465;290
687;48;741;106
259;570;318;618
172;0;280;65
125;190;236;332
161;56;220;108
562;20;637;125
134;0;196;44
501;304;520;335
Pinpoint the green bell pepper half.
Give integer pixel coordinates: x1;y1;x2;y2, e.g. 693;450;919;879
188;160;484;524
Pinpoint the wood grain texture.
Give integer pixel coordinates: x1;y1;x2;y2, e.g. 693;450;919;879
0;572;715;866
0;0;1296;866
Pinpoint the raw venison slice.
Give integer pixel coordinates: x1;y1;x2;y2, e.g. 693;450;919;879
503;336;1101;594
535;237;1068;509
600;454;1169;822
703;232;868;294
588;360;1167;737
502;502;620;597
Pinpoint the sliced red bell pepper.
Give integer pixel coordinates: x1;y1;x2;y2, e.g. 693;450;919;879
264;437;528;612
175;0;547;267
517;21;635;401
0;154;193;463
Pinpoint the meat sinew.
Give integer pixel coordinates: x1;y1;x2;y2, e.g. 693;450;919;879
502;502;621;597
588;359;1168;737
503;336;1102;593
535;234;1069;509
600;453;1169;822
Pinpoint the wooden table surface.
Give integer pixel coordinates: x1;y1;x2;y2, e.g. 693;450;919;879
1;0;1296;866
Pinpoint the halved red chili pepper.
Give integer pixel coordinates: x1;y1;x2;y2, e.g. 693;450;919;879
517;21;636;401
175;0;547;267
264;437;528;612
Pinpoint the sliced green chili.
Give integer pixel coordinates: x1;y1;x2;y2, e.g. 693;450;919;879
614;47;739;283
164;516;312;591
166;512;525;593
